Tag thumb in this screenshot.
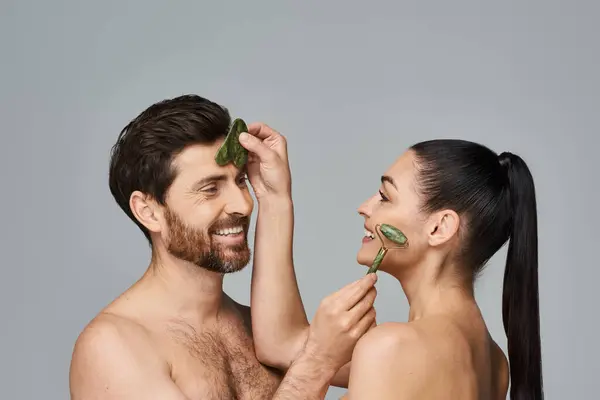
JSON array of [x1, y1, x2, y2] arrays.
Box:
[[239, 132, 276, 163]]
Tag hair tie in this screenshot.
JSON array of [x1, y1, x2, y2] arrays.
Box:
[[498, 151, 512, 169]]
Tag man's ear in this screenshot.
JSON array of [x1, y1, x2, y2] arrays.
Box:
[[426, 209, 460, 247], [129, 191, 164, 234]]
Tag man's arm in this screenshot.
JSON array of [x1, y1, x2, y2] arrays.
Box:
[[270, 276, 378, 400], [70, 319, 188, 400], [271, 350, 338, 400]]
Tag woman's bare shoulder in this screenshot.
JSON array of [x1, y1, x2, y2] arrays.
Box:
[[344, 322, 433, 399], [357, 321, 421, 349], [354, 319, 453, 354]]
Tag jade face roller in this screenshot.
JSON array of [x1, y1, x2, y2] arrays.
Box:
[[366, 223, 409, 274]]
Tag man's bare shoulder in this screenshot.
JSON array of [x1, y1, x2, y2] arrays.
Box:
[[72, 311, 156, 358], [69, 312, 171, 398]]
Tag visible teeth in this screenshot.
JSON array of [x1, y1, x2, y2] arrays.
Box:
[[364, 229, 375, 239], [214, 226, 243, 236]]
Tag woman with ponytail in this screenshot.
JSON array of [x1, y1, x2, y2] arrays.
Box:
[[246, 131, 544, 398], [341, 140, 543, 399]]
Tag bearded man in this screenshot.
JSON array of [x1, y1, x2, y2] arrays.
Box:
[[68, 94, 377, 399]]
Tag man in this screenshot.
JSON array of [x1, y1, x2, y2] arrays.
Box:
[[69, 94, 377, 399]]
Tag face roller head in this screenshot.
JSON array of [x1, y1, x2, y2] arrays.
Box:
[[366, 223, 409, 274]]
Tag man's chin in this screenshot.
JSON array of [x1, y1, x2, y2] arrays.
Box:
[[215, 248, 251, 274], [216, 258, 250, 274]]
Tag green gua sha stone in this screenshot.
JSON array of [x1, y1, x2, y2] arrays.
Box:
[[215, 118, 249, 168], [367, 247, 388, 274], [380, 224, 408, 245]]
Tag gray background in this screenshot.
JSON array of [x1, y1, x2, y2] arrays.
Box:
[[1, 1, 597, 399]]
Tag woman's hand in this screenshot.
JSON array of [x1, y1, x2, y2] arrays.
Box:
[[239, 122, 291, 201]]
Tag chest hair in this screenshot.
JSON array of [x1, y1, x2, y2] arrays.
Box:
[[167, 318, 281, 399]]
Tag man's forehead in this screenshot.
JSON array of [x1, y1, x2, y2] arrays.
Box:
[[170, 140, 248, 188], [173, 141, 224, 171]]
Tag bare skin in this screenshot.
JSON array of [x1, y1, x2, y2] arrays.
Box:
[[70, 267, 282, 399], [342, 309, 508, 399], [70, 123, 376, 400], [248, 140, 510, 398], [344, 151, 509, 399], [70, 262, 377, 400], [239, 124, 361, 388]]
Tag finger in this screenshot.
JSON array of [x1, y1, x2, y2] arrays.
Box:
[[239, 132, 278, 163], [247, 152, 260, 163], [370, 315, 378, 329], [318, 277, 366, 316], [338, 273, 377, 309], [247, 122, 280, 140], [347, 287, 377, 324], [349, 308, 377, 340], [326, 276, 365, 303], [247, 122, 288, 160]]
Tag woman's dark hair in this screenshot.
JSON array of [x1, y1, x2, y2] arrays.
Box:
[[410, 139, 543, 400]]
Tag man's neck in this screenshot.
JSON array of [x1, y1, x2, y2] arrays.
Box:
[[141, 249, 226, 322]]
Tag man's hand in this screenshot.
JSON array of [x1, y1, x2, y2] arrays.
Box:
[[271, 274, 378, 399], [239, 122, 291, 200], [302, 273, 378, 373]]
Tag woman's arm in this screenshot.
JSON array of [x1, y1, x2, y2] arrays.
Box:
[[250, 196, 354, 387], [240, 123, 358, 387], [250, 196, 308, 369]]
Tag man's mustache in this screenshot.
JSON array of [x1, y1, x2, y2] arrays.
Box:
[[209, 215, 250, 232]]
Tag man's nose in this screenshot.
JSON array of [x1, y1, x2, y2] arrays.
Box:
[[225, 186, 254, 216]]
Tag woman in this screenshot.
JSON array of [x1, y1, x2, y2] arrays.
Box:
[[244, 127, 542, 399], [344, 139, 542, 399]]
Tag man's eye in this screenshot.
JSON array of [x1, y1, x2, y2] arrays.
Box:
[[202, 186, 218, 194]]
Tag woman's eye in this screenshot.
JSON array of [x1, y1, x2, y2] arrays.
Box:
[[379, 190, 389, 202]]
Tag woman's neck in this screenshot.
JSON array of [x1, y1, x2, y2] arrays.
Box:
[[395, 256, 476, 322]]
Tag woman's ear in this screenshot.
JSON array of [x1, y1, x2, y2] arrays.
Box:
[[426, 209, 460, 247], [129, 191, 164, 234]]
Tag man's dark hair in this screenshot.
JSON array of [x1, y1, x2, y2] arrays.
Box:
[[108, 94, 231, 243]]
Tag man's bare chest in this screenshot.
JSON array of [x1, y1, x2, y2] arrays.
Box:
[[166, 319, 282, 400]]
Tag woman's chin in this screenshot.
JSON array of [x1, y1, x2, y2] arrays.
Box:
[[356, 250, 372, 267]]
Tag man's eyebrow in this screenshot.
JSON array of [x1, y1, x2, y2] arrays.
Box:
[[381, 175, 396, 189], [192, 174, 228, 190]]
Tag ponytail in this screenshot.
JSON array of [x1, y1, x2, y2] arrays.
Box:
[[499, 152, 544, 400]]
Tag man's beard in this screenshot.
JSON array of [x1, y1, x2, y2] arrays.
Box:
[[163, 207, 251, 274]]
